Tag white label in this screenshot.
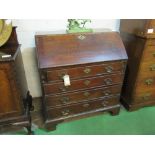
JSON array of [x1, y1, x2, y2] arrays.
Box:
[[63, 74, 71, 86], [147, 29, 154, 33], [2, 54, 12, 58]]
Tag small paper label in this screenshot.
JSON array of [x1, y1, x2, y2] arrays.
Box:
[[2, 55, 12, 58], [63, 74, 71, 86], [147, 29, 154, 33]]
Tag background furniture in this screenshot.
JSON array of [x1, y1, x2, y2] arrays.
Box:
[[35, 31, 127, 130], [0, 27, 32, 134], [120, 19, 155, 111]]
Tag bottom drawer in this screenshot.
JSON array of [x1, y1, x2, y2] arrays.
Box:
[[46, 95, 120, 119]]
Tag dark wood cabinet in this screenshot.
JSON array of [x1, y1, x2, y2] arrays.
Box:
[[35, 31, 128, 130], [0, 27, 32, 134], [120, 19, 155, 111]]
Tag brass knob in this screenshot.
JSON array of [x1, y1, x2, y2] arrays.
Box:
[[103, 90, 111, 96], [82, 103, 90, 108], [60, 97, 70, 104], [150, 64, 155, 71], [145, 78, 154, 85], [84, 80, 91, 86], [105, 66, 113, 73], [104, 78, 112, 85], [61, 109, 70, 116], [83, 92, 90, 97], [143, 93, 151, 100], [83, 68, 91, 74]]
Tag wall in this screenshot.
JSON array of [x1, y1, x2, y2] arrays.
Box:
[[12, 19, 120, 97]]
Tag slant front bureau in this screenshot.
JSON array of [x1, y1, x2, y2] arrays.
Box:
[[35, 31, 128, 130]]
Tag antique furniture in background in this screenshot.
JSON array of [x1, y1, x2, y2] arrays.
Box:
[[0, 26, 32, 134], [35, 31, 127, 130], [120, 19, 155, 111]]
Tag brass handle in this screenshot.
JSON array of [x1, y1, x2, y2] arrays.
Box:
[[84, 80, 91, 86], [150, 64, 155, 71], [101, 100, 109, 107], [83, 68, 91, 74], [145, 78, 154, 85], [142, 93, 151, 100], [83, 92, 90, 97], [78, 35, 86, 40], [103, 90, 111, 96], [60, 97, 70, 104], [104, 78, 112, 85], [105, 66, 113, 73], [61, 109, 70, 116], [82, 103, 90, 108], [59, 87, 68, 92]]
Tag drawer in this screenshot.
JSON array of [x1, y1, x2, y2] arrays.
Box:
[[45, 85, 122, 107], [137, 61, 155, 78], [141, 46, 155, 62], [41, 61, 125, 82], [46, 95, 120, 119], [43, 73, 124, 94], [135, 76, 155, 93], [133, 91, 155, 104]]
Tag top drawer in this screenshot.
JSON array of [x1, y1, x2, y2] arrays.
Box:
[[41, 61, 125, 82]]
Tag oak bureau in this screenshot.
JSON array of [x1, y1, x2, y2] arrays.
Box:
[[120, 19, 155, 111], [35, 31, 128, 130]]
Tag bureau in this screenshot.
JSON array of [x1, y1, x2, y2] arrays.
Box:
[[0, 27, 32, 134], [35, 31, 128, 130], [120, 19, 155, 111]]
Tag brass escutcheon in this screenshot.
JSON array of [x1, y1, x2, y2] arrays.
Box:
[[104, 78, 112, 85], [105, 66, 113, 73], [103, 90, 111, 96], [77, 35, 86, 40], [61, 109, 70, 116]]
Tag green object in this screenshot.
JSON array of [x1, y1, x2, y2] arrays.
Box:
[[7, 106, 155, 135], [67, 19, 93, 33]]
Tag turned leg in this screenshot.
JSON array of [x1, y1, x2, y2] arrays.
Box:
[[110, 108, 120, 116]]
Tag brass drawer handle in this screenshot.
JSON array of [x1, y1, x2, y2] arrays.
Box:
[[145, 78, 154, 85], [150, 64, 155, 71], [61, 109, 70, 116], [60, 97, 70, 104], [105, 66, 113, 73], [82, 103, 90, 108], [84, 80, 91, 86], [78, 35, 86, 40], [59, 87, 68, 92], [101, 101, 109, 107], [103, 90, 111, 96], [83, 68, 91, 74], [142, 93, 151, 100], [104, 78, 112, 85], [83, 91, 90, 97]]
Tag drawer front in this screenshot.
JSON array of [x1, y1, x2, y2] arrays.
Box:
[[135, 76, 155, 93], [141, 46, 155, 62], [45, 85, 122, 107], [42, 61, 125, 82], [133, 91, 155, 104], [46, 95, 120, 119], [137, 61, 155, 77], [43, 73, 124, 95]]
